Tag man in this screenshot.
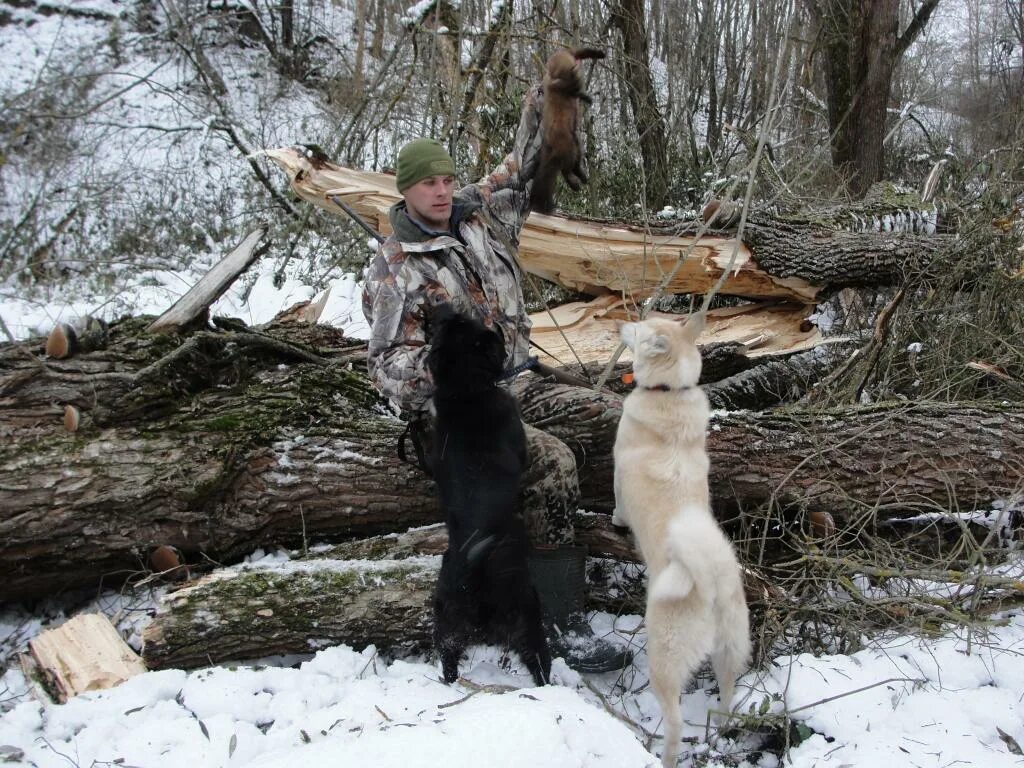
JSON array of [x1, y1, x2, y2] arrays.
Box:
[[362, 80, 630, 674]]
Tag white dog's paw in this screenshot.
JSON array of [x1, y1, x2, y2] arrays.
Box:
[[611, 509, 628, 529]]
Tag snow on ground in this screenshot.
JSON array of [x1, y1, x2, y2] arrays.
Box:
[[3, 599, 1024, 767], [0, 252, 372, 341], [3, 4, 1024, 767], [3, 544, 1024, 768]]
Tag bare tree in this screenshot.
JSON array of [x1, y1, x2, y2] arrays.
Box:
[[611, 0, 671, 210], [805, 0, 942, 197]]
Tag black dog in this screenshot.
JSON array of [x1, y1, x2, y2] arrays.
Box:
[[425, 306, 551, 687]]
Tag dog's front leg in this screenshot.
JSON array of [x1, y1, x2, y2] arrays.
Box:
[[611, 469, 629, 529]]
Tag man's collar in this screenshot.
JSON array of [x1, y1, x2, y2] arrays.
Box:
[[388, 198, 481, 245]]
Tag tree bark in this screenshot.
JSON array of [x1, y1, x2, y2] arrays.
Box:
[[610, 0, 671, 211], [141, 554, 440, 670], [808, 0, 941, 197], [264, 149, 955, 303], [706, 401, 1022, 513], [703, 343, 858, 411], [742, 212, 949, 285], [0, 321, 440, 602], [4, 320, 1019, 602], [517, 378, 1024, 519], [139, 521, 646, 671]]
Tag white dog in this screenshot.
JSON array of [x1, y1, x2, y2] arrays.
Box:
[[612, 315, 750, 768]]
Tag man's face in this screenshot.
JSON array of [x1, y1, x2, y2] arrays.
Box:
[[403, 174, 455, 231]]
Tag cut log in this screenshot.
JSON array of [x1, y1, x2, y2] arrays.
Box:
[[0, 321, 438, 602], [511, 377, 1023, 516], [3, 318, 1020, 602], [262, 147, 955, 302], [138, 522, 639, 671], [147, 228, 269, 334], [26, 613, 146, 702], [742, 215, 947, 286], [141, 556, 440, 670]]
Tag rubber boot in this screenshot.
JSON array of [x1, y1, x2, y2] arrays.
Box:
[[527, 544, 633, 674]]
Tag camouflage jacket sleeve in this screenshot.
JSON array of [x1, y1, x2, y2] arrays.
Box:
[[361, 245, 433, 413], [459, 83, 553, 247]]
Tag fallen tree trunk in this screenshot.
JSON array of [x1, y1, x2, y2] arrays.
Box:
[[262, 147, 955, 303], [3, 319, 1020, 602], [703, 342, 858, 411], [140, 500, 1003, 671], [512, 381, 1024, 516], [0, 321, 441, 602], [141, 555, 439, 670], [140, 520, 644, 670], [526, 295, 840, 368]]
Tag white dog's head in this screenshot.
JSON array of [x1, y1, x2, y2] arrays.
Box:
[[618, 315, 704, 389]]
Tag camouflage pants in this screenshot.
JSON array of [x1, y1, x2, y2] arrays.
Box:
[[515, 371, 625, 545], [520, 423, 578, 546]]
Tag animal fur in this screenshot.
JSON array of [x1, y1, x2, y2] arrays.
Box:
[[612, 315, 750, 768], [426, 305, 551, 687], [529, 47, 604, 214]]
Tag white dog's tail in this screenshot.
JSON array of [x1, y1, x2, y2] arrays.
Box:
[[648, 553, 695, 603], [648, 510, 716, 603]]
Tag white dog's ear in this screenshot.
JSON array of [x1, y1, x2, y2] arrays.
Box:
[[618, 321, 638, 349], [680, 313, 706, 342]]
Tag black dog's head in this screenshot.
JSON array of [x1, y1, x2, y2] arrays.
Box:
[[425, 305, 506, 394]]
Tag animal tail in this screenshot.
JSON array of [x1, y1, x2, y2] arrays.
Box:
[[647, 508, 710, 603], [571, 47, 605, 62]]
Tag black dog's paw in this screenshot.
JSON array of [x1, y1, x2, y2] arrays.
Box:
[[441, 654, 460, 684]]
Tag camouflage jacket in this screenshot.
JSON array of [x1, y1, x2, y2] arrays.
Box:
[[362, 84, 557, 414]]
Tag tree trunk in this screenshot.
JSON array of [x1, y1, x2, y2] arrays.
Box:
[[703, 343, 858, 411], [0, 321, 440, 603], [707, 401, 1022, 512], [741, 212, 949, 285], [139, 499, 1005, 670], [517, 377, 1024, 518], [809, 0, 941, 197], [4, 321, 1018, 603], [140, 553, 649, 672], [141, 554, 440, 670], [265, 149, 953, 303], [607, 0, 671, 210], [139, 520, 658, 670]]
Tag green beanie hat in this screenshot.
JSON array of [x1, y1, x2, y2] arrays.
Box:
[[395, 138, 456, 192]]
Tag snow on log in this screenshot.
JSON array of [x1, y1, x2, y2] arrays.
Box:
[[140, 520, 786, 671], [3, 318, 1020, 602]]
